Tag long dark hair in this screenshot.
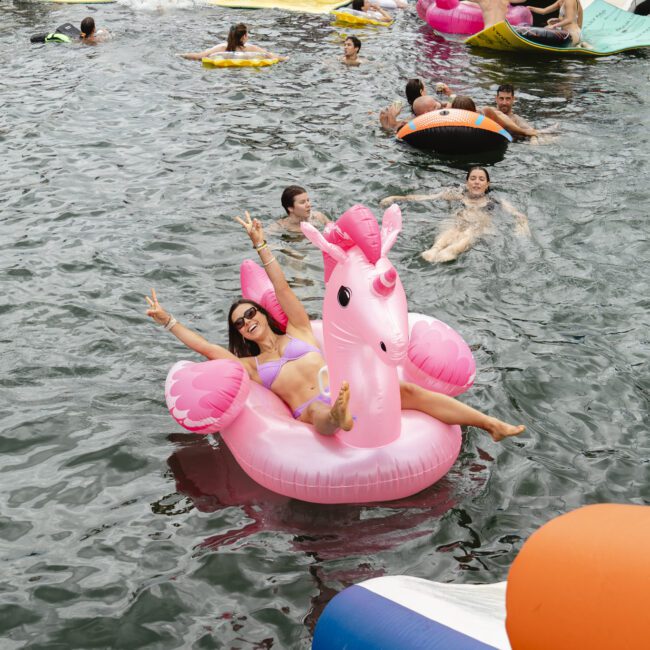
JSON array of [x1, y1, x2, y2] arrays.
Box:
[[227, 299, 285, 358], [405, 78, 425, 108], [226, 23, 248, 52], [80, 17, 95, 38]]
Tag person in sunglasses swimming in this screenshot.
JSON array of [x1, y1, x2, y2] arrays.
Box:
[[145, 212, 524, 440]]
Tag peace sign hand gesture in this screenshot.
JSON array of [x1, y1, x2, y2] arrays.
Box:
[[145, 288, 170, 326], [235, 210, 265, 248]]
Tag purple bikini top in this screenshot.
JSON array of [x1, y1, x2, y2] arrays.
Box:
[[255, 335, 321, 390]]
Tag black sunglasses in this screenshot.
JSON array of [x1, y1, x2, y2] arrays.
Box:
[[233, 306, 257, 331]]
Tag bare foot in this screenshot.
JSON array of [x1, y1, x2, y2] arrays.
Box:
[[421, 249, 436, 263], [485, 417, 525, 442], [329, 381, 354, 432]]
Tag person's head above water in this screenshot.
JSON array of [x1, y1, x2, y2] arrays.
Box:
[[228, 299, 284, 357], [451, 95, 477, 112], [412, 95, 439, 116], [405, 78, 425, 108], [281, 185, 313, 219], [226, 23, 248, 51], [465, 166, 491, 196], [80, 17, 95, 39], [343, 36, 361, 56], [352, 0, 367, 10], [496, 83, 515, 115]]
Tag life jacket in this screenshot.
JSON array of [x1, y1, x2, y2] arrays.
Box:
[[30, 23, 81, 44]]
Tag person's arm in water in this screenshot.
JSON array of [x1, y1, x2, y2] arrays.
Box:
[[179, 43, 226, 61], [235, 211, 311, 332], [501, 198, 530, 235], [482, 106, 538, 138], [380, 188, 457, 207], [145, 289, 240, 361]]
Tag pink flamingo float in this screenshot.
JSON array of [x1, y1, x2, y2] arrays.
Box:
[[165, 205, 476, 504]]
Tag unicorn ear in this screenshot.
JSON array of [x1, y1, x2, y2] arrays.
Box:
[[302, 222, 348, 263], [381, 204, 402, 256]]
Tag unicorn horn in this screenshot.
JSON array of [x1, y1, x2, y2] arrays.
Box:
[[373, 266, 397, 297]]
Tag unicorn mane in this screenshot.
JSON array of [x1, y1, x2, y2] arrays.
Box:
[[322, 205, 382, 281]]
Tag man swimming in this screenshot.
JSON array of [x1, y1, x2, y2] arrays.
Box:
[[342, 36, 363, 66], [482, 84, 538, 139]]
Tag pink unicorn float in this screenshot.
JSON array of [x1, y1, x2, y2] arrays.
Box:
[[155, 205, 523, 504]]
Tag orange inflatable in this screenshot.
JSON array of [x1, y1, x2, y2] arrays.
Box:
[[506, 504, 650, 650], [396, 108, 512, 154]]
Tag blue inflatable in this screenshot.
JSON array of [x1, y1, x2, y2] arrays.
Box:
[[313, 576, 509, 650]]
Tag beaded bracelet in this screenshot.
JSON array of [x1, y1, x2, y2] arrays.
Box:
[[164, 315, 178, 331]]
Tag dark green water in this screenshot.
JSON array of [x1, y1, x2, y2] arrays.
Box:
[[1, 1, 649, 647]]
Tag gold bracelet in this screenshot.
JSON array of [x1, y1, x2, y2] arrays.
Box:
[[254, 240, 267, 251], [262, 256, 276, 267]]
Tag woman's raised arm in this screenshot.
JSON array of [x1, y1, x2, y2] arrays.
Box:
[[235, 212, 311, 330], [145, 289, 240, 362]]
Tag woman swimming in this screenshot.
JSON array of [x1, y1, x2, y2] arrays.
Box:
[[80, 17, 110, 43], [381, 167, 530, 263], [179, 23, 285, 61], [146, 212, 524, 440]]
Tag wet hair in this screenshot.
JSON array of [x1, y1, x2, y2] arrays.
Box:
[[405, 78, 425, 108], [496, 83, 515, 96], [451, 95, 477, 111], [352, 0, 364, 10], [281, 185, 307, 214], [345, 36, 361, 51], [466, 166, 491, 191], [227, 299, 285, 358], [226, 23, 248, 52], [80, 17, 95, 38]]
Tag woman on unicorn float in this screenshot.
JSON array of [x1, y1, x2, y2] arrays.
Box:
[[146, 212, 524, 440]]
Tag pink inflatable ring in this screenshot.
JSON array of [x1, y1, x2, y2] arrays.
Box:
[[423, 0, 532, 35], [165, 205, 477, 504]]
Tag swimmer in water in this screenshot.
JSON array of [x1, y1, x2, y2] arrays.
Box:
[[80, 17, 111, 43], [341, 36, 364, 66], [274, 186, 330, 233], [381, 166, 530, 263], [405, 78, 455, 111], [351, 0, 394, 22], [379, 95, 441, 132], [179, 23, 286, 61]]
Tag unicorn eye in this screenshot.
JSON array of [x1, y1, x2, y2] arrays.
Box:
[[337, 286, 351, 307]]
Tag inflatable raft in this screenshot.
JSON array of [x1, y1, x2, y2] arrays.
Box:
[[466, 0, 650, 56], [206, 0, 349, 12], [396, 108, 512, 154], [313, 504, 650, 649]]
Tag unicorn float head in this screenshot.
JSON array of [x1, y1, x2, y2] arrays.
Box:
[[301, 204, 408, 448]]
